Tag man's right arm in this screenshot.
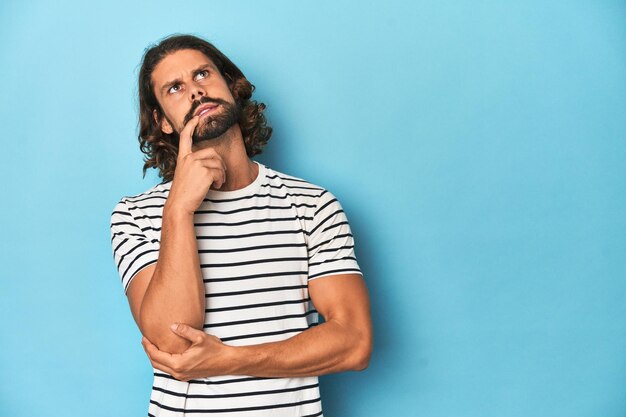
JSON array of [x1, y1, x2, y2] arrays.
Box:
[[126, 205, 205, 354], [125, 116, 226, 354]]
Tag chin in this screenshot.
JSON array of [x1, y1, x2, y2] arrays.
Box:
[[192, 122, 233, 144]]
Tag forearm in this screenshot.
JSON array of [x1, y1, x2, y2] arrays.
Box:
[[140, 202, 205, 353], [228, 318, 372, 378]]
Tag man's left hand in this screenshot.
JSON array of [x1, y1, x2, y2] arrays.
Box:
[[141, 323, 233, 381]]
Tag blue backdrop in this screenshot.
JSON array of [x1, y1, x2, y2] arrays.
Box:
[[1, 1, 625, 416]]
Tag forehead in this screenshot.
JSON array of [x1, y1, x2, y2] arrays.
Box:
[[151, 49, 218, 89]]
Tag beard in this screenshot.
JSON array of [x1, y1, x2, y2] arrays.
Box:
[[182, 97, 241, 145]]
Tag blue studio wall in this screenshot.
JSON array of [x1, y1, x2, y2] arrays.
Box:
[[1, 1, 625, 416]]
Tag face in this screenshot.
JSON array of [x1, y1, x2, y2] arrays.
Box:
[[151, 49, 240, 144]]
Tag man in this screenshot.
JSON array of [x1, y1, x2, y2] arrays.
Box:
[[110, 34, 372, 417]]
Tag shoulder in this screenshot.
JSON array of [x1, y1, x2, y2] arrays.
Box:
[[263, 165, 328, 198], [261, 165, 344, 218], [111, 181, 172, 219]]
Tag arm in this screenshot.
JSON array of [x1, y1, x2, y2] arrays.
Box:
[[142, 273, 373, 380], [234, 273, 372, 376], [126, 116, 226, 354], [127, 206, 205, 354]]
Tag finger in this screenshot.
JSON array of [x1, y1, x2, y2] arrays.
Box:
[[202, 166, 226, 189], [141, 336, 158, 355], [195, 157, 227, 173], [141, 339, 172, 372], [177, 116, 200, 158], [191, 148, 228, 172], [142, 337, 177, 369], [170, 323, 206, 345], [187, 161, 226, 189], [146, 354, 180, 379], [141, 340, 193, 381]]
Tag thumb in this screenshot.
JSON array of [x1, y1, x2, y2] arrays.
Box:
[[170, 323, 204, 344]]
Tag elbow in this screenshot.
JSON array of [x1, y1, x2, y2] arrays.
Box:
[[148, 329, 193, 355], [349, 331, 373, 372], [139, 310, 203, 355], [352, 343, 372, 371]]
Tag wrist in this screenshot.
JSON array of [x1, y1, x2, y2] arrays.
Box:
[[163, 200, 196, 219], [224, 344, 269, 376]]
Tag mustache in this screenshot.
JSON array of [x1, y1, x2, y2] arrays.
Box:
[[183, 96, 232, 125]]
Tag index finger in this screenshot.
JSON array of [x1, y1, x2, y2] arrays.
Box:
[[177, 116, 200, 158]]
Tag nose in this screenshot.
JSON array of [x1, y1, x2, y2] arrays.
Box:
[[189, 82, 205, 101]]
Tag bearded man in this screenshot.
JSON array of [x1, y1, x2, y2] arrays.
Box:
[[110, 34, 372, 417]]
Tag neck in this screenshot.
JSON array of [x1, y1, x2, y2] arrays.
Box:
[[191, 124, 258, 191]]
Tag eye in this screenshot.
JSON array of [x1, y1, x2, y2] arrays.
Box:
[[195, 70, 209, 80], [168, 84, 181, 94]]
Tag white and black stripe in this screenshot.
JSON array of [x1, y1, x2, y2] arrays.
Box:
[[110, 162, 361, 416]]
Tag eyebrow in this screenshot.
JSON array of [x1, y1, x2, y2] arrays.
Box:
[[159, 64, 214, 95]]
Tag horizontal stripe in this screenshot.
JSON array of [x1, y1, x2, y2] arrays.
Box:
[[309, 268, 362, 280], [123, 187, 170, 202], [203, 191, 323, 204], [302, 412, 324, 417], [315, 244, 354, 255], [221, 326, 308, 342], [128, 203, 164, 211], [308, 234, 353, 252], [149, 397, 320, 413], [265, 182, 321, 191], [111, 221, 141, 228], [205, 297, 310, 313], [139, 216, 312, 232], [194, 216, 313, 227], [206, 284, 307, 299], [309, 255, 357, 267], [110, 231, 146, 241], [152, 382, 319, 399], [266, 173, 311, 184], [154, 373, 274, 385], [132, 203, 317, 220], [201, 256, 308, 269], [196, 229, 304, 240], [125, 194, 167, 204], [196, 203, 316, 215], [204, 311, 317, 329], [131, 214, 162, 220], [199, 243, 307, 254], [203, 270, 307, 284]]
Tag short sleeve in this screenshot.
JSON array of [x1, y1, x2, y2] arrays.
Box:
[[307, 190, 362, 280], [110, 199, 160, 293]]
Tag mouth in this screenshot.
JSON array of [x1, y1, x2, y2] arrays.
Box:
[[194, 103, 220, 118]]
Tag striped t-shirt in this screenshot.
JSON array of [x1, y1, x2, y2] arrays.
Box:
[[110, 161, 361, 417]]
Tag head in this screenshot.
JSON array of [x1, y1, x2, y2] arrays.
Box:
[[138, 34, 272, 182]]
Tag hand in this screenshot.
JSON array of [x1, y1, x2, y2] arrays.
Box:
[[141, 323, 235, 381], [167, 116, 227, 215]]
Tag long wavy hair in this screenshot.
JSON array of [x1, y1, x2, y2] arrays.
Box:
[[137, 34, 272, 182]]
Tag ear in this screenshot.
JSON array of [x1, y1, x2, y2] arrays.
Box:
[[153, 109, 174, 134]]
